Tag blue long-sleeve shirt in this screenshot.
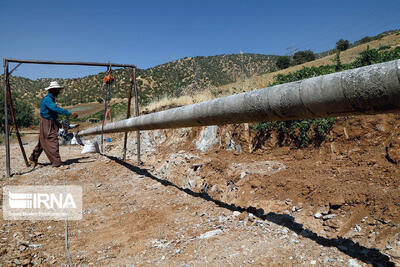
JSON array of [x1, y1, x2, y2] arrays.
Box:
[[40, 93, 71, 120]]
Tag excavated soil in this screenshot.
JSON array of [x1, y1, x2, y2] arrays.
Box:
[[0, 113, 399, 266]]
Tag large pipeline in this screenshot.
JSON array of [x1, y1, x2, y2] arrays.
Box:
[[79, 60, 400, 136]]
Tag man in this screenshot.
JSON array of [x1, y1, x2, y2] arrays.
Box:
[[29, 81, 78, 167]]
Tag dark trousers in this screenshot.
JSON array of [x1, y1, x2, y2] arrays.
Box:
[[29, 117, 61, 167]]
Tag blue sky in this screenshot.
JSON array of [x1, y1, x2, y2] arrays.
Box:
[[1, 0, 399, 79]]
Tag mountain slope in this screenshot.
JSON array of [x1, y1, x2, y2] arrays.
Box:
[[3, 54, 278, 108]]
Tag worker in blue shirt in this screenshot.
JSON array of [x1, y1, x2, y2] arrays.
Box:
[[29, 81, 78, 167]]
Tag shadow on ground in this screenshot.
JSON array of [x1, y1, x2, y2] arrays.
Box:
[[107, 155, 395, 267], [11, 156, 92, 176]]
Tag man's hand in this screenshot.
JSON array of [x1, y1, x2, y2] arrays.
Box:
[[71, 112, 78, 119]]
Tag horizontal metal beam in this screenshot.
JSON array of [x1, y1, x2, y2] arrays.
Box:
[[4, 58, 136, 68], [78, 60, 400, 136]]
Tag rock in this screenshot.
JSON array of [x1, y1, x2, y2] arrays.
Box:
[[330, 199, 344, 210], [22, 258, 31, 265], [385, 244, 392, 250], [195, 126, 219, 152], [324, 257, 333, 264], [232, 211, 241, 217], [322, 214, 337, 220], [225, 135, 235, 150], [375, 124, 385, 132], [354, 224, 361, 233], [240, 171, 248, 179], [198, 229, 223, 239], [209, 184, 217, 194], [310, 260, 316, 265], [235, 144, 242, 153], [292, 206, 300, 212], [201, 183, 209, 193], [192, 164, 202, 171], [248, 213, 255, 222], [96, 183, 102, 188], [0, 248, 7, 255], [323, 219, 340, 229], [34, 232, 43, 237], [347, 259, 362, 267], [285, 199, 292, 205], [237, 212, 247, 221], [314, 213, 323, 219]]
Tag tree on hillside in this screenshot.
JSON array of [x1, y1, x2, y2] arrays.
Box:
[[335, 50, 342, 71], [336, 39, 350, 51], [0, 93, 34, 133], [359, 36, 373, 44], [293, 50, 315, 65], [276, 56, 291, 70]]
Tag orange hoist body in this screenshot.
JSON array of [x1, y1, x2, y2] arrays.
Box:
[[104, 73, 115, 84]]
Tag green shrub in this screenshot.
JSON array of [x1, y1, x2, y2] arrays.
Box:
[[359, 36, 373, 44], [293, 50, 316, 65], [352, 46, 380, 66], [378, 45, 391, 51], [276, 56, 291, 70], [336, 39, 350, 51], [253, 118, 336, 147]]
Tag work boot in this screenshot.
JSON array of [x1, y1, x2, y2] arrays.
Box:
[[28, 159, 37, 167], [53, 164, 69, 170]]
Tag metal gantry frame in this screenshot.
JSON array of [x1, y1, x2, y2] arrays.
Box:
[[3, 58, 141, 178]]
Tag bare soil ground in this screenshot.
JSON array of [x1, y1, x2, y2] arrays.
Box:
[[0, 113, 399, 266]]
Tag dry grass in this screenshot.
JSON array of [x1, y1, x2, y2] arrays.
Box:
[[142, 91, 215, 112], [142, 32, 400, 113]]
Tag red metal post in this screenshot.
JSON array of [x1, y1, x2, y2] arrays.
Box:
[[3, 60, 11, 177], [6, 79, 30, 166], [133, 68, 141, 165], [122, 67, 134, 161]]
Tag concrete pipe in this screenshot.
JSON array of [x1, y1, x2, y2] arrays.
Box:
[[78, 59, 400, 136]]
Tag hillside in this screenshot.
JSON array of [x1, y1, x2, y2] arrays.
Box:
[[3, 54, 278, 108], [143, 31, 400, 113], [217, 30, 400, 97]]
